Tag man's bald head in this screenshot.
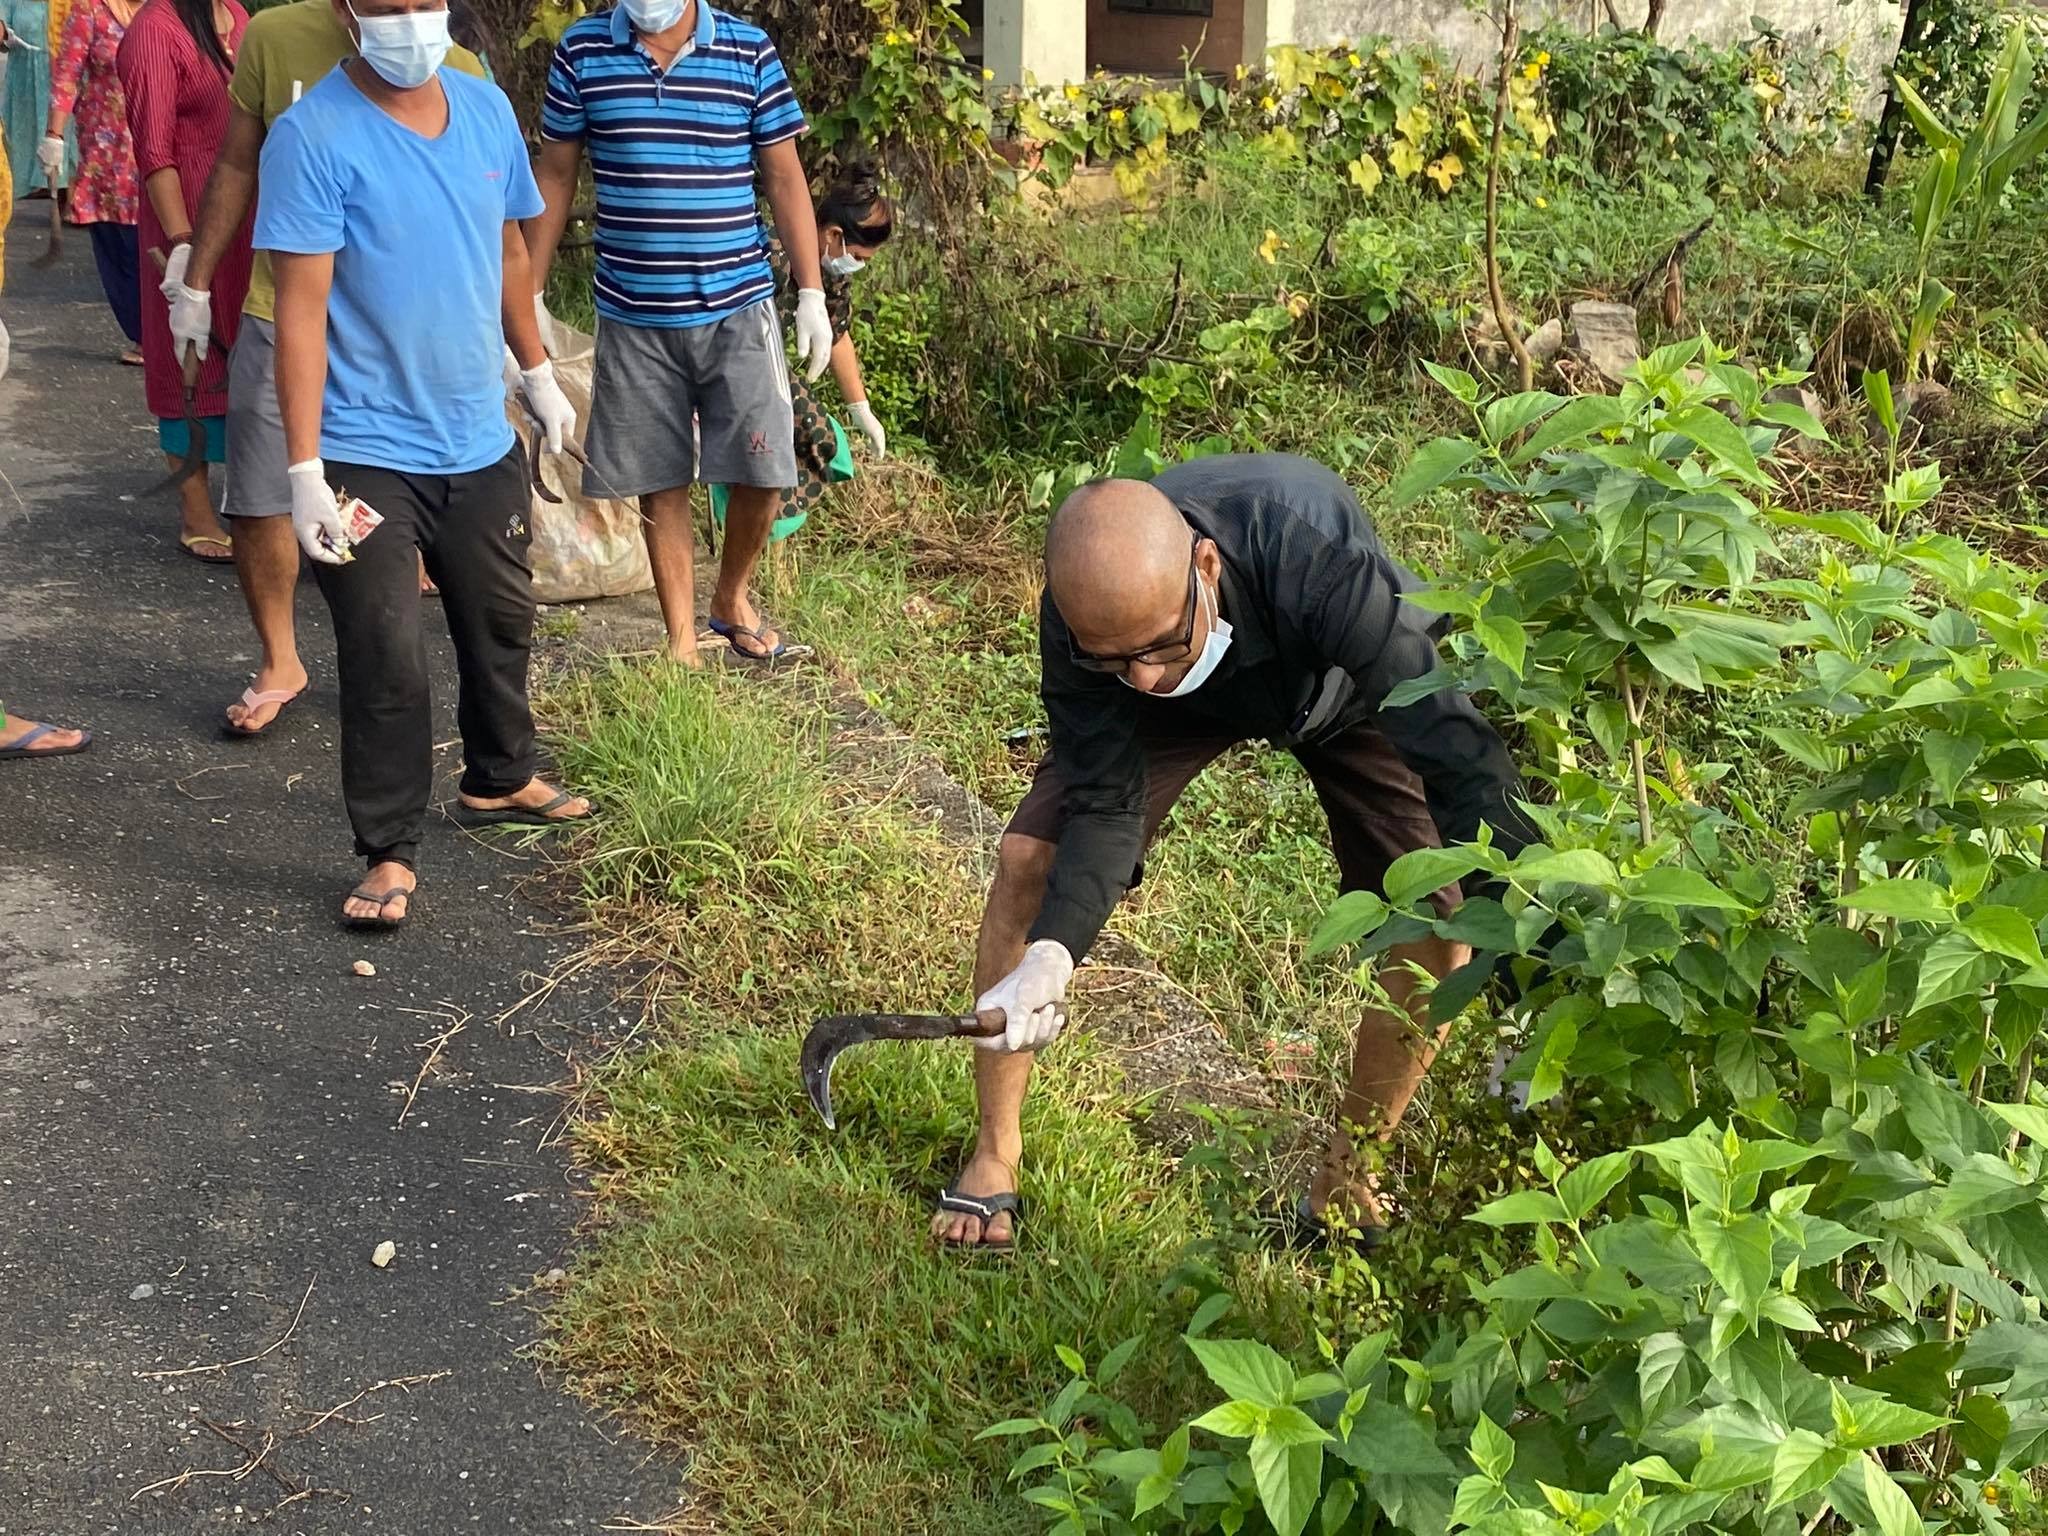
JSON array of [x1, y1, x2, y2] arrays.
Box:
[[1044, 480, 1193, 649]]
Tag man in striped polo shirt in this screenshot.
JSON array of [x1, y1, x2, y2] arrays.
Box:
[[524, 0, 830, 666]]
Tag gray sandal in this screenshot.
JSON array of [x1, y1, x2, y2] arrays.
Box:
[[935, 1186, 1024, 1252]]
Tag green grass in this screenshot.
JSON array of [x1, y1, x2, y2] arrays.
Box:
[[539, 662, 1249, 1531]]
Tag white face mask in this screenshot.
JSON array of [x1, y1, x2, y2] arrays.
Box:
[[348, 0, 452, 88], [623, 0, 686, 32], [1120, 574, 1234, 699], [823, 251, 866, 279]]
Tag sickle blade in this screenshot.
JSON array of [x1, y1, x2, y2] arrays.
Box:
[[798, 1012, 984, 1129]]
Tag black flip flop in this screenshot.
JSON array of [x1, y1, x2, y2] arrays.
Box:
[[0, 723, 91, 760], [935, 1186, 1024, 1253], [343, 883, 414, 931], [451, 789, 592, 829]]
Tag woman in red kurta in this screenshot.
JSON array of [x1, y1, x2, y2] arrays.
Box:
[[116, 0, 246, 562]]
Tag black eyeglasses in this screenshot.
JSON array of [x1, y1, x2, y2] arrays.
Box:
[[1069, 543, 1202, 673]]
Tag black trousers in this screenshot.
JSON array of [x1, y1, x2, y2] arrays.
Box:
[[313, 448, 535, 869]]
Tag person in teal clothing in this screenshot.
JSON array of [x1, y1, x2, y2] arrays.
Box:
[[0, 0, 69, 195]]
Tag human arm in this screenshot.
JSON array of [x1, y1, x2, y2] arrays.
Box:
[[43, 0, 93, 149], [1025, 596, 1150, 962], [184, 104, 262, 291], [830, 333, 885, 456], [272, 250, 347, 562], [117, 16, 191, 243], [522, 136, 582, 304]]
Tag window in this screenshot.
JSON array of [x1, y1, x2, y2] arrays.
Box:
[[1106, 0, 1214, 15]]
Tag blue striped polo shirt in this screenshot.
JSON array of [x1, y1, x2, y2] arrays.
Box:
[[540, 4, 806, 328]]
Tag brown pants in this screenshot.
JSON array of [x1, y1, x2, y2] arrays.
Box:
[[1005, 721, 1461, 916]]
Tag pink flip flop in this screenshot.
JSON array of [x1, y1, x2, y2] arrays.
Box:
[[222, 684, 304, 740]]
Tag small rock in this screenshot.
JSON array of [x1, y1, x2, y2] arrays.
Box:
[[522, 1422, 535, 1433], [543, 1267, 566, 1287], [1901, 379, 1954, 421], [371, 1240, 397, 1269], [1524, 317, 1564, 367], [351, 959, 377, 978], [1568, 300, 1642, 389], [129, 1283, 155, 1301]]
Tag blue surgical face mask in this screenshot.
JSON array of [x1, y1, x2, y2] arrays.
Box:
[[348, 0, 452, 88], [1120, 575, 1234, 698], [823, 251, 866, 279], [624, 0, 687, 32]]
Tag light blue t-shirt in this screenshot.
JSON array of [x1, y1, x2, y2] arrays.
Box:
[[254, 66, 543, 475]]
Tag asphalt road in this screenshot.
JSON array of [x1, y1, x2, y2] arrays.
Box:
[[1, 204, 677, 1532]]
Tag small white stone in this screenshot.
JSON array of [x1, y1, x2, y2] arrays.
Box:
[[352, 960, 377, 978], [371, 1241, 396, 1269]]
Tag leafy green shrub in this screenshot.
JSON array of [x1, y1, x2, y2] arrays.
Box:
[[984, 342, 2048, 1535]]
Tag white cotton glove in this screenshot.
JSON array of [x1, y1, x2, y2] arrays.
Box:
[[287, 460, 348, 565], [973, 939, 1075, 1053], [158, 241, 191, 297], [793, 287, 832, 382], [37, 135, 63, 180], [167, 281, 213, 362], [847, 399, 886, 459], [516, 358, 577, 454]]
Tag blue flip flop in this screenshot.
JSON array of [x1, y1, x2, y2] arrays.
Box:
[[705, 616, 811, 663], [0, 723, 91, 760]]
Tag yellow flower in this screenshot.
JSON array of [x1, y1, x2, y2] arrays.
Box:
[[1522, 62, 1541, 79], [1108, 107, 1126, 122], [1261, 94, 1277, 111], [1256, 227, 1285, 264], [1234, 63, 1248, 80], [1347, 51, 1361, 67], [1533, 195, 1548, 208], [1284, 290, 1310, 319], [1064, 83, 1081, 100], [1424, 79, 1437, 93], [1424, 151, 1463, 192], [882, 29, 900, 44], [1537, 50, 1551, 65], [983, 67, 995, 80]]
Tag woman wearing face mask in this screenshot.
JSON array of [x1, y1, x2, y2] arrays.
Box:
[[709, 160, 894, 546], [117, 0, 249, 564]]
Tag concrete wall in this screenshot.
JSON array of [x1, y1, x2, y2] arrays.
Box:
[[1290, 0, 1904, 90]]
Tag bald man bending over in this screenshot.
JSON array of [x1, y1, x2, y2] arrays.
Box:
[[934, 453, 1537, 1251]]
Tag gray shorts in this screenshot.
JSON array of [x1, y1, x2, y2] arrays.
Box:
[[582, 301, 797, 500], [225, 315, 290, 519]]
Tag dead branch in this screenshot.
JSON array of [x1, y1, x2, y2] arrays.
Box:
[[134, 1275, 316, 1381], [398, 1010, 470, 1127], [292, 1370, 452, 1436], [199, 1419, 298, 1496], [1624, 217, 1713, 305], [173, 763, 250, 802]]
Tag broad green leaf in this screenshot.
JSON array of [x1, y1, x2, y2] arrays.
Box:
[[1097, 1336, 1141, 1387], [1923, 731, 1984, 800], [1629, 867, 1753, 911], [1469, 1189, 1570, 1227], [1768, 1428, 1847, 1510], [1390, 437, 1479, 507], [1261, 1404, 1333, 1448], [1587, 698, 1630, 761], [1421, 360, 1481, 405], [1757, 400, 1829, 442], [1760, 1293, 1822, 1331], [1559, 1151, 1635, 1221], [1508, 393, 1629, 465], [1989, 1103, 2048, 1144], [1830, 1386, 1951, 1451], [1320, 1478, 1360, 1536], [1639, 635, 1706, 691], [1911, 931, 1998, 1015], [1639, 1332, 1690, 1419], [1308, 890, 1389, 957], [1055, 1344, 1086, 1376], [1134, 1470, 1176, 1517], [1291, 1371, 1346, 1404], [1865, 369, 1898, 440], [1383, 845, 1491, 908], [1764, 725, 1837, 774], [977, 1417, 1044, 1439], [1669, 406, 1768, 486], [1469, 1413, 1514, 1481], [1249, 1433, 1324, 1536], [1938, 1153, 2036, 1220], [1188, 1338, 1294, 1408], [1481, 391, 1566, 447], [1691, 1209, 1774, 1313], [1836, 878, 1952, 923], [1161, 1423, 1191, 1479], [1474, 614, 1527, 678], [1335, 1401, 1457, 1476], [1187, 1291, 1232, 1337], [1192, 1399, 1268, 1439], [1960, 905, 2047, 970], [1510, 847, 1619, 890], [1862, 1454, 1925, 1536], [1897, 1070, 2002, 1164]]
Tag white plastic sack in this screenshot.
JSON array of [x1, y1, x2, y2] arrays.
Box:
[[509, 312, 653, 603]]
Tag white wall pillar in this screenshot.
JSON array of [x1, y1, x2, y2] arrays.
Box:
[[983, 0, 1089, 88], [1238, 0, 1295, 70]]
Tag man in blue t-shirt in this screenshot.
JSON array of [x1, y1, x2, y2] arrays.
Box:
[[522, 0, 829, 666], [255, 0, 592, 931]]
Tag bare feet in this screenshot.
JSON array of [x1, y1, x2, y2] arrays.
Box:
[[0, 713, 88, 755], [456, 776, 592, 821], [342, 860, 415, 924], [931, 1146, 1019, 1248], [223, 660, 309, 734]]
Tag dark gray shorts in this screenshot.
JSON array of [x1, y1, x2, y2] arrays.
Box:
[[582, 302, 797, 500], [225, 316, 290, 519]]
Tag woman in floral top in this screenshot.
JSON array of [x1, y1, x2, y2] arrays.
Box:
[[44, 0, 141, 363]]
